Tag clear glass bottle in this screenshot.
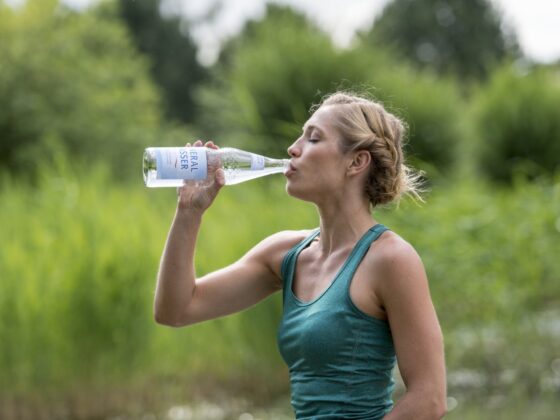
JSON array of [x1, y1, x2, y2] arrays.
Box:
[[143, 147, 290, 187]]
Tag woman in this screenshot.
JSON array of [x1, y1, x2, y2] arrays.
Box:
[[154, 92, 447, 419]]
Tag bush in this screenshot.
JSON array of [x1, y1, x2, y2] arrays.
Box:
[[0, 156, 315, 394], [1, 158, 559, 398], [353, 48, 466, 174], [196, 5, 375, 157], [471, 64, 560, 182], [0, 0, 169, 180], [197, 4, 466, 176], [380, 177, 560, 329]]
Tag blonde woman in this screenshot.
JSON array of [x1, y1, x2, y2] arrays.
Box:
[[154, 92, 447, 419]]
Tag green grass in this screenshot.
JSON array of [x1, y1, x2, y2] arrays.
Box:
[[1, 162, 559, 417]]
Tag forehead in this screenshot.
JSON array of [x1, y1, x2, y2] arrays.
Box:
[[304, 105, 339, 132]]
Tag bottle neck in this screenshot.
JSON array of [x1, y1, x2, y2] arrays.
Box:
[[267, 158, 290, 168]]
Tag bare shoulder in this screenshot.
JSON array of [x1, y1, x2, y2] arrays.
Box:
[[246, 229, 314, 258], [253, 229, 315, 252], [366, 230, 428, 295], [371, 230, 423, 268], [242, 229, 315, 279]]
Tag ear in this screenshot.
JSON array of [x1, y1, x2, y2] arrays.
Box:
[[347, 150, 371, 176]]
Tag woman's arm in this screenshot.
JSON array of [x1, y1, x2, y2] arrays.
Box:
[[376, 239, 447, 419], [154, 139, 223, 326], [154, 140, 307, 327], [155, 223, 302, 327]]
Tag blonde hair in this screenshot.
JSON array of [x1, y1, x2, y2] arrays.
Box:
[[315, 91, 424, 207]]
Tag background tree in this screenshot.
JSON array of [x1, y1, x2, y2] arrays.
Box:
[[197, 4, 464, 173], [471, 64, 560, 182], [118, 0, 207, 123], [363, 0, 519, 81], [196, 5, 358, 156], [0, 0, 168, 177], [1, 1, 560, 417]]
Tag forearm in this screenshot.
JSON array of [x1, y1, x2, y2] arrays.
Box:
[[384, 389, 446, 420], [154, 207, 203, 325]]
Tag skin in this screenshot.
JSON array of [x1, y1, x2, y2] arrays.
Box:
[[154, 105, 447, 419]]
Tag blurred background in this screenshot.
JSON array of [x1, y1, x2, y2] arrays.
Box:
[[0, 0, 559, 418]]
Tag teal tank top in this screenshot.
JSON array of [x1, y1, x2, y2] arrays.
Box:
[[277, 224, 396, 420]]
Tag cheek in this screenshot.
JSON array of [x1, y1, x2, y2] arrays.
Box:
[[315, 156, 347, 182], [306, 167, 346, 192]]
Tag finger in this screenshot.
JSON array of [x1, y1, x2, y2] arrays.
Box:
[[177, 184, 185, 199], [212, 168, 225, 192], [205, 140, 218, 150], [193, 139, 203, 147], [185, 142, 191, 147]]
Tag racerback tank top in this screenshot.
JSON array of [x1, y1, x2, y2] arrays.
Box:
[[277, 224, 396, 419]]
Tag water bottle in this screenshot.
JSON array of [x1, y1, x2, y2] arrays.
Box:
[[143, 147, 290, 187]]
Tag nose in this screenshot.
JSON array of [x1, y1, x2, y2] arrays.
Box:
[[287, 138, 301, 158]]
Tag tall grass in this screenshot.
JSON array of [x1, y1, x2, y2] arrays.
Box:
[[1, 161, 559, 416], [0, 161, 316, 396]]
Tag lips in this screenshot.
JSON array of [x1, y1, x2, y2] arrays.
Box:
[[285, 162, 297, 177]]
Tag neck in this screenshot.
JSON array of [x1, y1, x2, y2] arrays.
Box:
[[314, 195, 377, 256]]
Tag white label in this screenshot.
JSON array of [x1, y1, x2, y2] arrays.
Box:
[[156, 147, 208, 180], [250, 154, 265, 170]]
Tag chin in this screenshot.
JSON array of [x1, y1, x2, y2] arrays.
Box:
[[285, 181, 298, 198], [285, 181, 303, 199], [285, 181, 316, 204]]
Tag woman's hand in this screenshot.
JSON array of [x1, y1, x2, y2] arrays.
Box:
[[176, 140, 225, 213]]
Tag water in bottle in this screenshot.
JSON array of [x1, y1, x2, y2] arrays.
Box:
[[143, 147, 290, 187]]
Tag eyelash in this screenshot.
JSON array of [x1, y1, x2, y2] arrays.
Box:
[[308, 138, 320, 143]]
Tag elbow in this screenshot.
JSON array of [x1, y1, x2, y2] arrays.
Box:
[[153, 308, 189, 328], [434, 398, 447, 419], [408, 389, 447, 419], [430, 391, 447, 419], [153, 313, 173, 327]]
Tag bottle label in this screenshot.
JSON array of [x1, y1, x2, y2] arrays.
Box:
[[156, 147, 208, 180], [250, 154, 265, 170]]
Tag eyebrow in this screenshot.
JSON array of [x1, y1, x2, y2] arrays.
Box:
[[302, 124, 325, 135]]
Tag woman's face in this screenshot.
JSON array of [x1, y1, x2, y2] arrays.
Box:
[[285, 105, 351, 203]]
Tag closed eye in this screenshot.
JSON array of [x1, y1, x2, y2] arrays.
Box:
[[308, 138, 320, 143]]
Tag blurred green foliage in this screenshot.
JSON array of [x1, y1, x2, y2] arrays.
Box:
[[1, 0, 556, 180], [0, 0, 182, 178], [0, 0, 559, 417], [364, 0, 519, 81], [471, 64, 560, 181], [117, 0, 207, 123], [196, 5, 353, 156], [0, 159, 311, 397], [0, 162, 559, 415], [197, 5, 465, 173]]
